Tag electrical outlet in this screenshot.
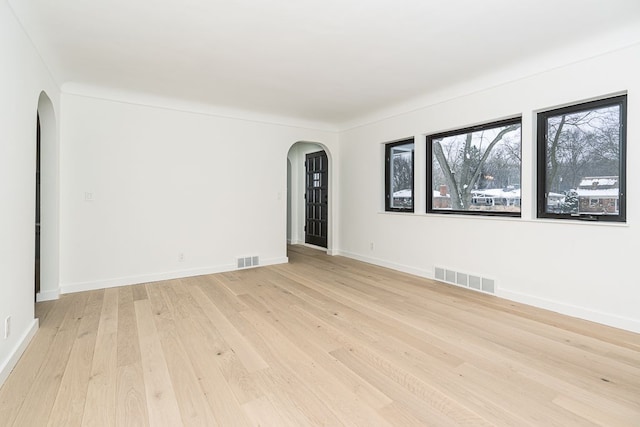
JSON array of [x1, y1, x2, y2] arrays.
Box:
[[370, 242, 374, 250], [4, 316, 10, 339], [178, 252, 185, 262]]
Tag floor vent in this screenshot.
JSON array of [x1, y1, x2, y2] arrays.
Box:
[[434, 266, 495, 294], [237, 256, 260, 269]]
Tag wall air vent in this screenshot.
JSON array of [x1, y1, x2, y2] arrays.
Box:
[[434, 266, 495, 295], [237, 255, 260, 269]]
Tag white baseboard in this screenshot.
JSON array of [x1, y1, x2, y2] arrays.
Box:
[[336, 250, 433, 279], [36, 288, 60, 302], [0, 319, 38, 388], [292, 243, 341, 256], [498, 289, 640, 334], [60, 256, 289, 295], [299, 243, 329, 252]]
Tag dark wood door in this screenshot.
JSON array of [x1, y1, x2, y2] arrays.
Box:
[[305, 151, 328, 248], [35, 114, 41, 298]]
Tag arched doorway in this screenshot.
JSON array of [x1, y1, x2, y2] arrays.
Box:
[[286, 142, 332, 252], [36, 92, 59, 302]]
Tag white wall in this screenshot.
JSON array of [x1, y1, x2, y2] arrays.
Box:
[[0, 1, 59, 385], [59, 92, 338, 293], [338, 43, 640, 332]]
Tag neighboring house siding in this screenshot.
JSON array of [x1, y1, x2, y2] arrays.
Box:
[[576, 176, 619, 214]]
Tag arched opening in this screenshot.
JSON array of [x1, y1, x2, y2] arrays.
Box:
[[286, 141, 333, 253], [36, 91, 59, 302]]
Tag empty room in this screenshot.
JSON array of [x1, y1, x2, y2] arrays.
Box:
[[1, 0, 639, 425]]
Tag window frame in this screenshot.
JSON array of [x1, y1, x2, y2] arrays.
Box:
[[536, 95, 627, 223], [426, 117, 522, 217], [384, 138, 415, 213]]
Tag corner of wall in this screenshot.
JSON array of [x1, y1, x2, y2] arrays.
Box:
[[0, 318, 38, 389]]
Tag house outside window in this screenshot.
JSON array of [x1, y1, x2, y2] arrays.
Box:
[[579, 177, 619, 214], [385, 139, 414, 212], [537, 95, 626, 222]]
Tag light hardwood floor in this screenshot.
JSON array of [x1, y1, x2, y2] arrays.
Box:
[[1, 245, 639, 426]]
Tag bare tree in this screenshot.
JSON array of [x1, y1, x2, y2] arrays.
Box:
[[392, 154, 412, 192], [433, 124, 520, 209], [545, 106, 620, 193]]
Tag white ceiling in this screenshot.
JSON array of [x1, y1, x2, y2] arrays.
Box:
[[10, 0, 640, 128]]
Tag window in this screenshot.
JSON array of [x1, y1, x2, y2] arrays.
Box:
[[385, 139, 414, 212], [427, 118, 522, 216], [537, 95, 626, 222]]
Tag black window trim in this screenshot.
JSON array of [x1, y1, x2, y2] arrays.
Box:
[[426, 116, 522, 217], [385, 138, 415, 213], [536, 94, 627, 223]]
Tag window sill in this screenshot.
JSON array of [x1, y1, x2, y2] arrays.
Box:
[[377, 211, 629, 227]]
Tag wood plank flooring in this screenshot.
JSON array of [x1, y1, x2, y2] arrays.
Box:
[[1, 245, 639, 426]]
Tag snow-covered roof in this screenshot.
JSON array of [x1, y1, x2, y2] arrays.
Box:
[[472, 188, 521, 199], [393, 189, 412, 198], [579, 176, 618, 188], [433, 190, 450, 198]]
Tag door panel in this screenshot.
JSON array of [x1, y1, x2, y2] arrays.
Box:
[[35, 114, 41, 297], [305, 151, 328, 248]]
